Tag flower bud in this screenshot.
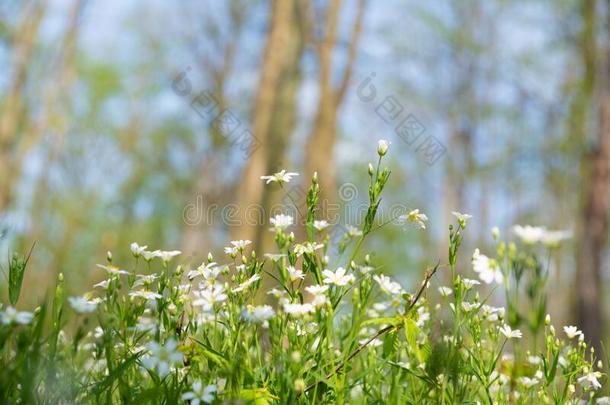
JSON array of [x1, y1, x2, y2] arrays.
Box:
[[492, 226, 500, 240], [368, 163, 374, 176], [294, 379, 306, 394], [207, 252, 214, 262], [377, 139, 389, 156], [106, 251, 113, 263], [545, 314, 551, 325]]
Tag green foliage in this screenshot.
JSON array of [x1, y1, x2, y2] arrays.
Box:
[[0, 144, 605, 404]]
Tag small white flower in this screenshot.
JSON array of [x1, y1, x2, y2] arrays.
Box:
[[518, 376, 539, 388], [563, 325, 583, 339], [157, 250, 181, 264], [93, 279, 111, 289], [130, 242, 148, 257], [129, 290, 163, 300], [541, 230, 572, 247], [306, 284, 329, 307], [287, 266, 305, 282], [578, 371, 602, 390], [438, 286, 452, 297], [260, 170, 299, 185], [242, 305, 275, 324], [401, 209, 429, 229], [230, 240, 252, 251], [270, 214, 293, 230], [68, 296, 98, 313], [181, 380, 216, 405], [452, 211, 472, 225], [231, 274, 261, 293], [187, 262, 221, 281], [313, 220, 330, 231], [97, 264, 130, 276], [322, 267, 355, 286], [373, 274, 403, 296], [305, 284, 329, 295], [528, 355, 542, 365], [377, 139, 390, 156], [264, 253, 286, 262], [141, 338, 183, 378], [472, 249, 503, 285], [193, 285, 228, 309], [462, 278, 481, 289], [499, 324, 522, 339], [461, 302, 478, 312], [133, 274, 160, 287], [513, 225, 546, 244], [283, 302, 314, 316], [293, 242, 323, 257], [141, 250, 161, 261], [482, 305, 505, 322], [346, 225, 363, 237], [1, 306, 34, 325]]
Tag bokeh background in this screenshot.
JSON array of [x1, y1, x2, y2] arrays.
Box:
[[0, 1, 608, 347]]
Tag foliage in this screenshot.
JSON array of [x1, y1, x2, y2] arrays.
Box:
[[0, 142, 606, 404]]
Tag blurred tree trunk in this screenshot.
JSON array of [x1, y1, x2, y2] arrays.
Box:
[[181, 1, 246, 259], [304, 0, 367, 212], [0, 3, 46, 213], [574, 0, 607, 351], [257, 4, 304, 253], [233, 0, 296, 246]]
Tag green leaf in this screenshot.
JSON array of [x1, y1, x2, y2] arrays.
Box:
[[7, 244, 34, 305], [86, 351, 143, 398], [190, 337, 230, 369], [382, 330, 398, 359]]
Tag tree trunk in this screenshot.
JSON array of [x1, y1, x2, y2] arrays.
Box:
[[233, 0, 296, 245], [574, 0, 606, 352]]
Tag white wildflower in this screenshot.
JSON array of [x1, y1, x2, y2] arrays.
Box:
[[452, 211, 472, 226], [462, 278, 481, 289], [313, 220, 329, 231], [438, 286, 452, 297], [294, 242, 323, 257], [193, 285, 228, 309], [287, 266, 305, 282], [231, 274, 261, 294], [377, 139, 390, 156], [157, 250, 182, 264], [68, 296, 98, 313], [472, 249, 503, 285], [260, 170, 299, 185], [541, 230, 572, 247], [513, 225, 546, 244], [129, 290, 163, 300], [578, 371, 602, 390], [518, 376, 539, 388], [373, 274, 403, 296], [141, 338, 183, 378], [563, 325, 583, 339], [270, 214, 293, 230], [230, 240, 251, 251], [181, 380, 216, 405], [499, 324, 522, 339], [346, 225, 363, 237], [130, 242, 148, 257], [1, 306, 34, 325], [322, 267, 355, 287], [401, 209, 429, 229], [283, 302, 314, 316], [97, 264, 130, 276]]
